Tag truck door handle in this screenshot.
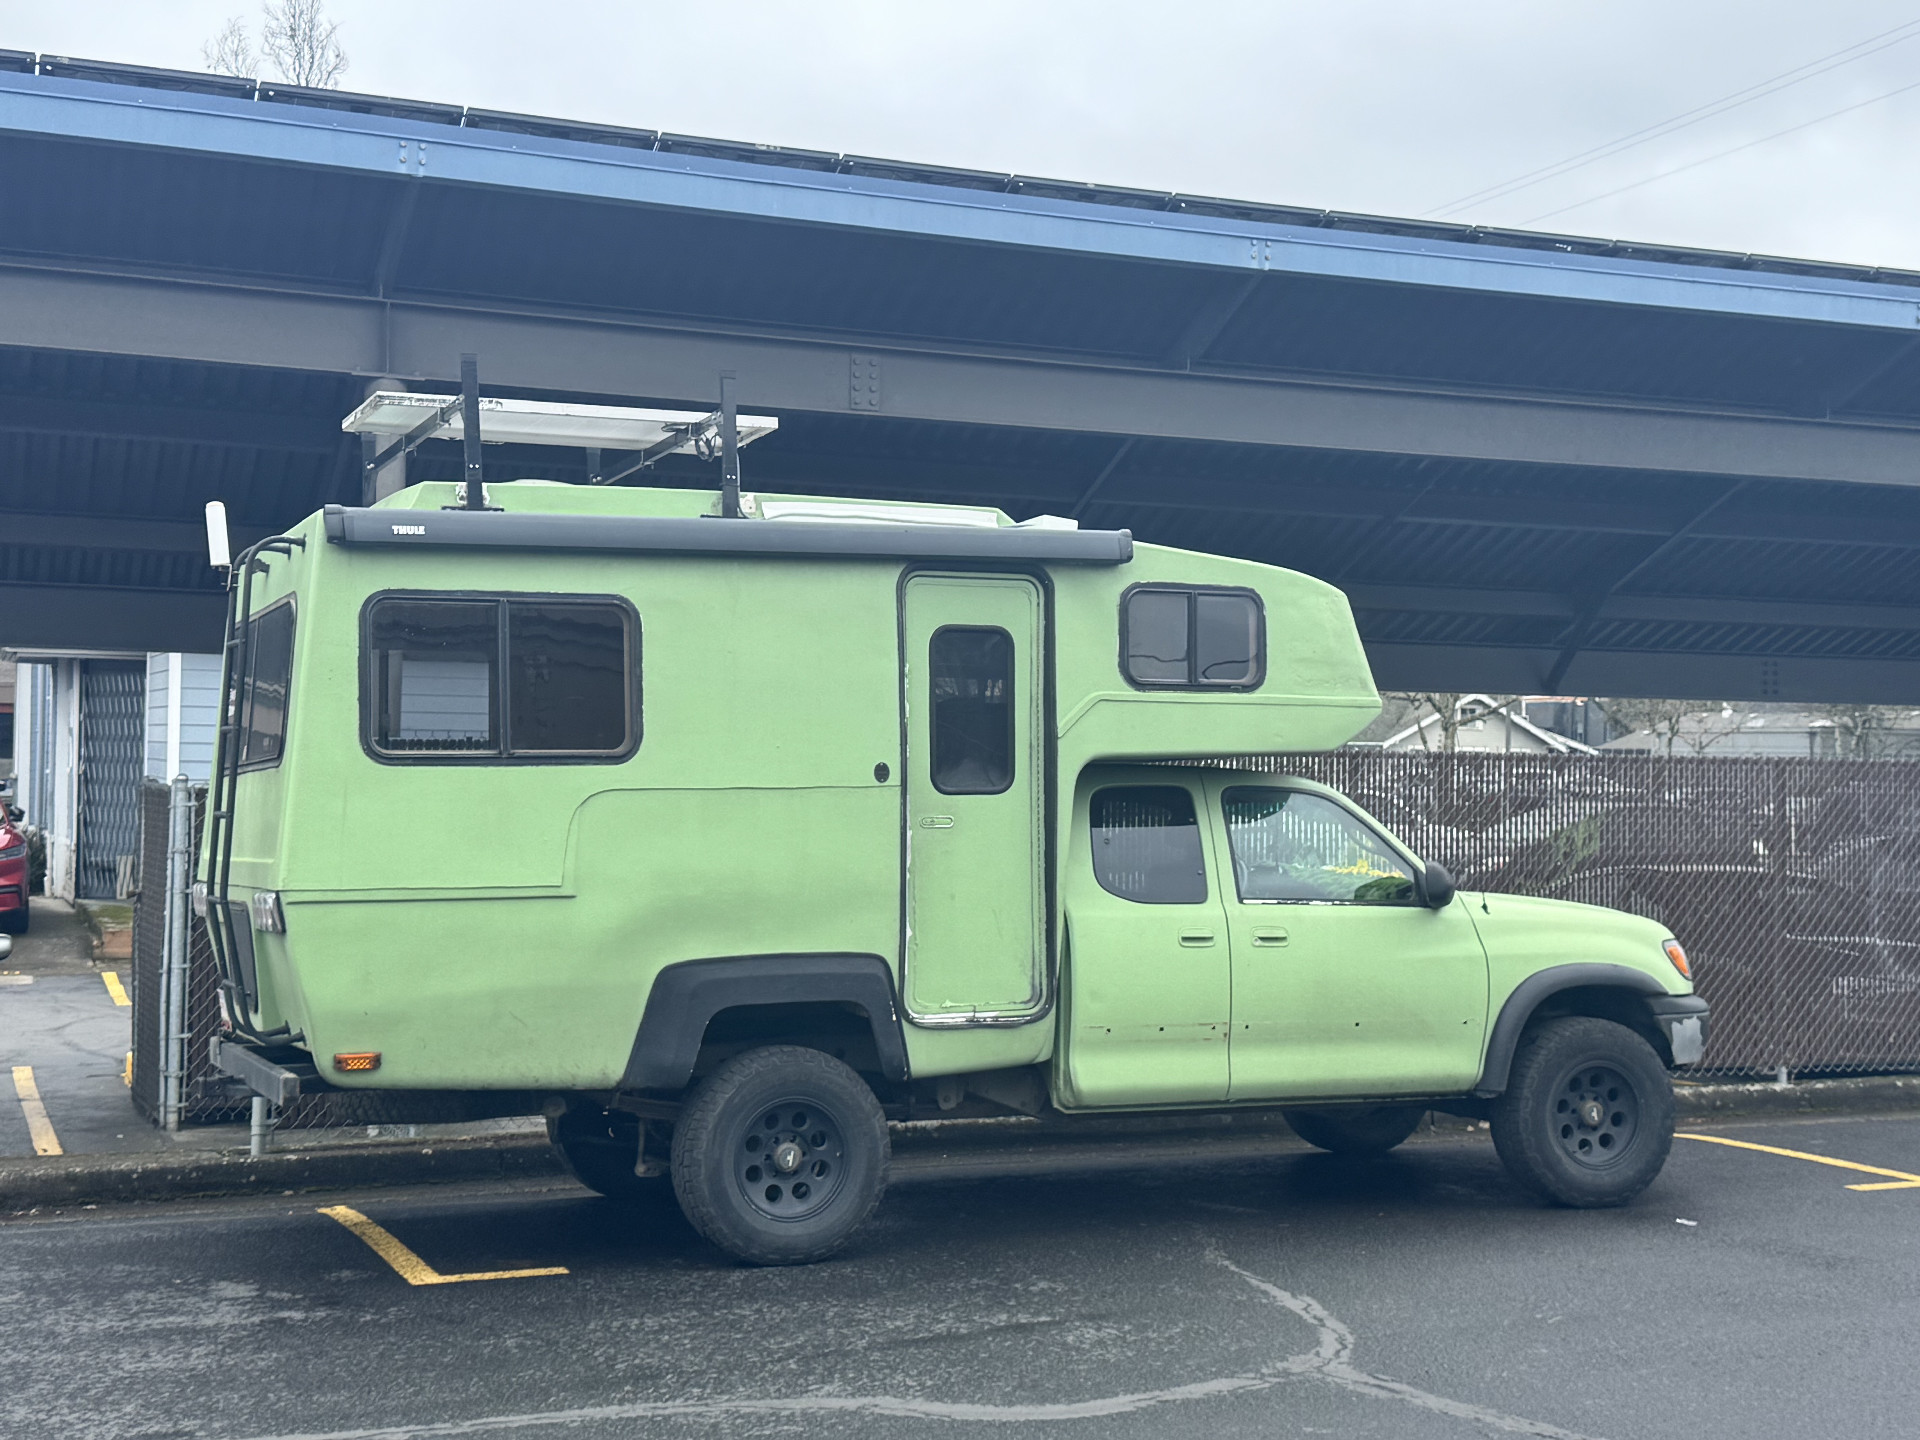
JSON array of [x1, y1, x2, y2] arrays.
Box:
[[1251, 928, 1289, 947], [1178, 930, 1216, 947]]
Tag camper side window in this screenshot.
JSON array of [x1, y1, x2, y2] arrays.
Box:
[[363, 594, 635, 762], [238, 598, 295, 771], [1121, 586, 1264, 690], [1088, 786, 1208, 904]]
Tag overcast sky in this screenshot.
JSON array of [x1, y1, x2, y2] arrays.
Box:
[[9, 1, 1920, 270]]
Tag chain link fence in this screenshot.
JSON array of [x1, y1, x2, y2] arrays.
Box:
[[1248, 750, 1920, 1079], [131, 754, 1920, 1131]]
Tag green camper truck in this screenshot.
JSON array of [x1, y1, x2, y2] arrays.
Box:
[[202, 479, 1707, 1264]]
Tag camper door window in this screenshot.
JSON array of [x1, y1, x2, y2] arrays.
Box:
[[238, 598, 296, 771], [1120, 586, 1265, 690], [362, 593, 636, 762]]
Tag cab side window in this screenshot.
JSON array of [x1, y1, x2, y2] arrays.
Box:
[[1221, 787, 1417, 905], [237, 598, 296, 771], [1089, 786, 1208, 903], [363, 594, 637, 762]]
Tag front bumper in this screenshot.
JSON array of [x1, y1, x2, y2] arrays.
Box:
[[1644, 994, 1711, 1067]]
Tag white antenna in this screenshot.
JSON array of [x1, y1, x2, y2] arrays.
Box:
[[205, 501, 232, 569]]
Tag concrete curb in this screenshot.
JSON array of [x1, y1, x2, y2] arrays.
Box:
[[1673, 1073, 1920, 1120], [1, 1135, 564, 1211], [6, 1075, 1917, 1211]]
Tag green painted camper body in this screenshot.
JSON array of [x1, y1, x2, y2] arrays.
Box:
[[210, 480, 1694, 1108]]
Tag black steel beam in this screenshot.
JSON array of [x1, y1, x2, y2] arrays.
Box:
[[1345, 583, 1920, 633], [0, 391, 342, 452], [0, 511, 270, 553], [10, 264, 1920, 488], [1366, 641, 1920, 707], [0, 582, 226, 652]]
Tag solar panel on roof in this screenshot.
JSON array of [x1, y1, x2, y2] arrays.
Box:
[[255, 82, 463, 126], [341, 392, 778, 453]]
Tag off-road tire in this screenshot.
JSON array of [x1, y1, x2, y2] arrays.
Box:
[[1491, 1016, 1674, 1208], [671, 1045, 888, 1266], [548, 1107, 669, 1203], [1283, 1104, 1425, 1156]]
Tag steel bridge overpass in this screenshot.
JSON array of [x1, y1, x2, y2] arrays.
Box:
[[7, 54, 1920, 701]]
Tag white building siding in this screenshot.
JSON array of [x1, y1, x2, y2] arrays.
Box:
[[143, 652, 222, 783]]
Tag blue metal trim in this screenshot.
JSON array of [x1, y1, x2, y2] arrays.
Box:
[[2, 70, 1919, 332]]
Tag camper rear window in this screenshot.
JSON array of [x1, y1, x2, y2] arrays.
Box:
[[1120, 586, 1264, 690], [362, 594, 636, 762], [238, 599, 295, 771]]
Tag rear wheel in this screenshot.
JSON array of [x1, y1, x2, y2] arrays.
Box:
[[1283, 1104, 1425, 1156], [548, 1106, 669, 1203], [1491, 1016, 1674, 1207], [671, 1045, 888, 1266]]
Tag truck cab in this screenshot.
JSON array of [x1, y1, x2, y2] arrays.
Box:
[[202, 476, 1706, 1265]]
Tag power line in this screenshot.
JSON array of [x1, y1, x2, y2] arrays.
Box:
[[1517, 72, 1920, 226], [1426, 17, 1920, 218]]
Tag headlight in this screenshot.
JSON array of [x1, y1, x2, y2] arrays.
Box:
[[0, 842, 24, 860], [1663, 939, 1691, 981]]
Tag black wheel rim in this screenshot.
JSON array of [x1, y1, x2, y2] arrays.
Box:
[[734, 1096, 849, 1222], [1549, 1062, 1641, 1169]]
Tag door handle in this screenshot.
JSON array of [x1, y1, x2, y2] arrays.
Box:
[[918, 816, 955, 828], [1178, 930, 1216, 947], [1251, 928, 1289, 947]]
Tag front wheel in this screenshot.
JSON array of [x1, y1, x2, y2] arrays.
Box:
[[671, 1045, 889, 1266], [1491, 1016, 1674, 1207]]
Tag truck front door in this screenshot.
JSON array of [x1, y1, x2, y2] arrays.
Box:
[[1210, 782, 1488, 1100], [1059, 778, 1231, 1106], [902, 574, 1045, 1018]]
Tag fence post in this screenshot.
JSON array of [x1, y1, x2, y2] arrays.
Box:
[[160, 774, 191, 1132]]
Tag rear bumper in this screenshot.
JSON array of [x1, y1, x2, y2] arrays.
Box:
[[1644, 994, 1711, 1067]]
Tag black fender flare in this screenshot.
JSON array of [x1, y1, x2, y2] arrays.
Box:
[[1473, 963, 1669, 1098], [621, 954, 909, 1092]]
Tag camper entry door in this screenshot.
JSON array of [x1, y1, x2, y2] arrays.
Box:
[[901, 574, 1045, 1019]]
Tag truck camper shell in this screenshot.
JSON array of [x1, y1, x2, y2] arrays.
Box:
[[201, 479, 1379, 1101]]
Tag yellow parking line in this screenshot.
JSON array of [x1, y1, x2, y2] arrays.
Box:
[[1677, 1132, 1920, 1191], [10, 1065, 63, 1156], [317, 1205, 568, 1285], [101, 971, 130, 1007]]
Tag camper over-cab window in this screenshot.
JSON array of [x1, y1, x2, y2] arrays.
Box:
[[1120, 586, 1264, 690], [362, 594, 637, 762]]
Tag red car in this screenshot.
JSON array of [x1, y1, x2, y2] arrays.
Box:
[[0, 805, 28, 935]]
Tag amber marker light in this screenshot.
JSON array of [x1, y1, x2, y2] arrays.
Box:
[[1663, 940, 1692, 981], [334, 1052, 381, 1072]]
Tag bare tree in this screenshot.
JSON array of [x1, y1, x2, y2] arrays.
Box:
[[202, 16, 256, 77], [260, 0, 348, 88], [1596, 697, 1736, 757], [1811, 703, 1920, 759], [1385, 693, 1521, 752]]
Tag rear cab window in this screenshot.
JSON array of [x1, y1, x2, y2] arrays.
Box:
[[362, 593, 638, 762], [1088, 785, 1209, 903]]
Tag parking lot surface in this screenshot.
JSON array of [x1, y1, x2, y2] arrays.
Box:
[[4, 1111, 1918, 1440]]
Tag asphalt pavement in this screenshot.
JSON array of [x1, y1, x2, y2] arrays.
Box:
[[4, 1111, 1918, 1440]]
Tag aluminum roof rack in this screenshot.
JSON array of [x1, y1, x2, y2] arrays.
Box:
[[342, 359, 778, 511]]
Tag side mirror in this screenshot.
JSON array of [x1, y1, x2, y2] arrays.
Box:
[[1422, 862, 1457, 910], [6, 806, 21, 822]]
